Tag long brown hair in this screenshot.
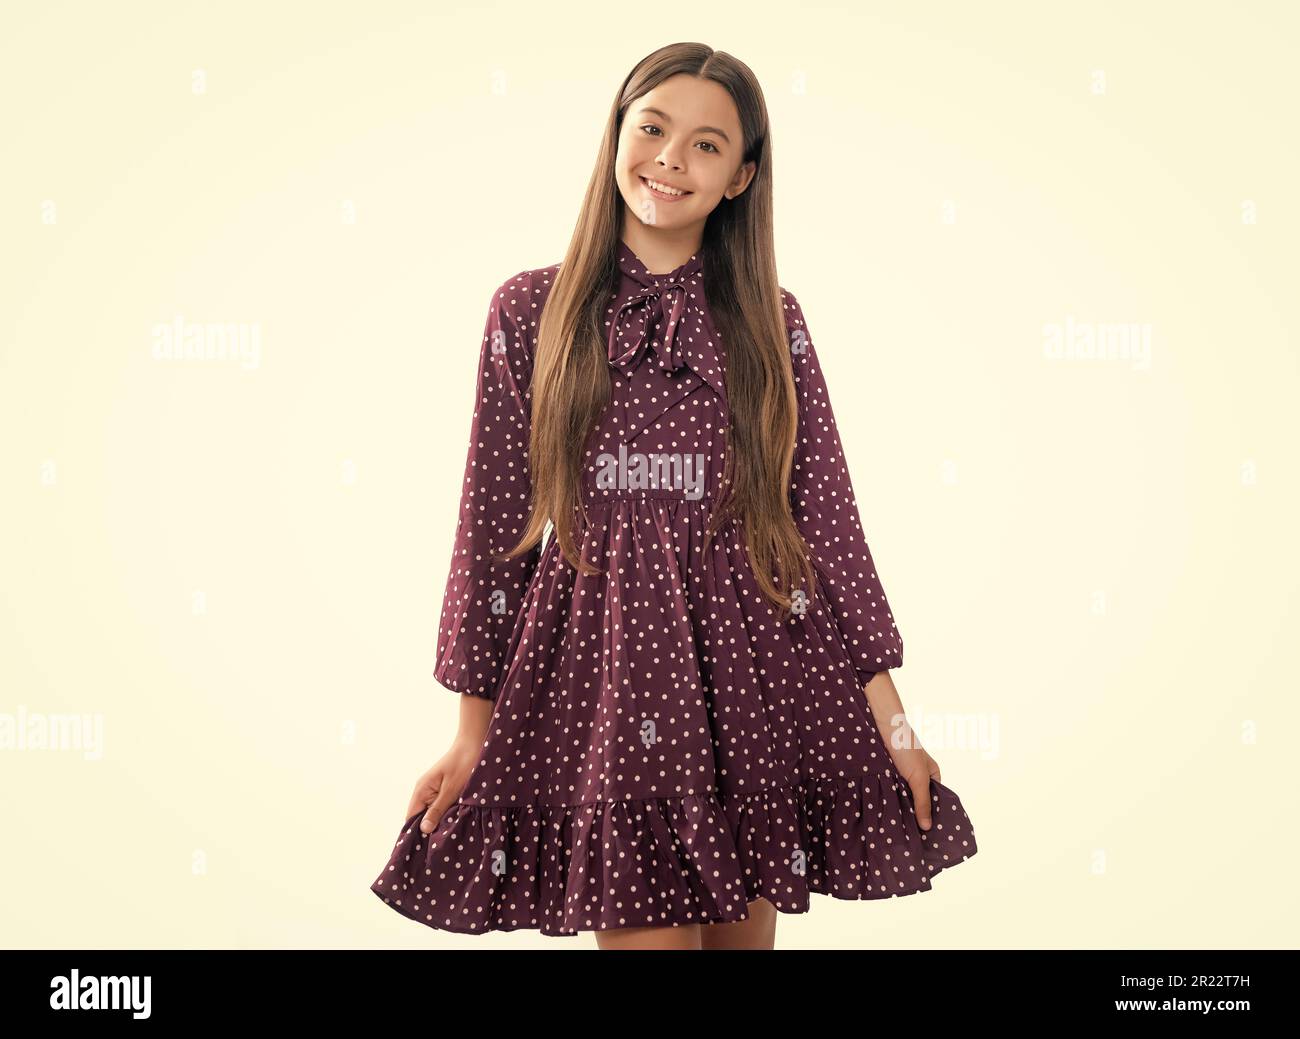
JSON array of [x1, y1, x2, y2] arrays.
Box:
[[501, 42, 815, 619]]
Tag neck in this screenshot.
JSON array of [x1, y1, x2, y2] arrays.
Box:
[[620, 220, 704, 275]]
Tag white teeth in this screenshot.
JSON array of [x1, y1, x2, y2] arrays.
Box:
[[644, 177, 686, 196]]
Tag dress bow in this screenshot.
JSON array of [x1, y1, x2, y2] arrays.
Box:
[[606, 281, 693, 376]]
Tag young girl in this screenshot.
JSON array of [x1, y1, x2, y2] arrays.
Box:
[[371, 43, 977, 949]]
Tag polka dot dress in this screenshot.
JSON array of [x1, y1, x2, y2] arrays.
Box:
[[370, 239, 978, 936]]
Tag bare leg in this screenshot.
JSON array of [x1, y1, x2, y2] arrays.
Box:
[[700, 896, 778, 950], [594, 922, 702, 950]]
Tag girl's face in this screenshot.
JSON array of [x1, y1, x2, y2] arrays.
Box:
[[615, 73, 755, 235]]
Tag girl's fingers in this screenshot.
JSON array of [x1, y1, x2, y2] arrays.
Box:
[[909, 774, 933, 831], [420, 779, 461, 834], [407, 775, 440, 825]]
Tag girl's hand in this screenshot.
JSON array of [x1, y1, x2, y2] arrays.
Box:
[[863, 671, 940, 831], [405, 736, 480, 835], [886, 735, 940, 832]]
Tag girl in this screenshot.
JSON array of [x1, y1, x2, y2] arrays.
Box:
[[371, 43, 977, 950]]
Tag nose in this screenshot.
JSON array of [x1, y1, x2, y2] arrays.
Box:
[[655, 149, 685, 172]]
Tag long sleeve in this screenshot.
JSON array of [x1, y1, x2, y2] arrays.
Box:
[[433, 274, 543, 699], [784, 288, 903, 687]]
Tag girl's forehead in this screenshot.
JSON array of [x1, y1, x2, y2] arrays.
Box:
[[632, 79, 741, 134]]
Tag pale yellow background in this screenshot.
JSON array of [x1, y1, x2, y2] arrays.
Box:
[[2, 1, 1296, 949]]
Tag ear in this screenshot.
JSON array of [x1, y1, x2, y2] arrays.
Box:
[[726, 160, 757, 199]]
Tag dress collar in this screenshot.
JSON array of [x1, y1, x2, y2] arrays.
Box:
[[616, 239, 705, 289]]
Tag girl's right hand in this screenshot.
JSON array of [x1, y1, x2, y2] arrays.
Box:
[[405, 736, 480, 835]]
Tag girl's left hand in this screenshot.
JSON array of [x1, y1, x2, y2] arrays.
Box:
[[884, 729, 940, 832], [864, 672, 940, 831]]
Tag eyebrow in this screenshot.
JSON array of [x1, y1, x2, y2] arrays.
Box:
[[637, 107, 731, 145]]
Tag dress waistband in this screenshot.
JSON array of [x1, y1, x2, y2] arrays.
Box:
[[579, 493, 717, 506]]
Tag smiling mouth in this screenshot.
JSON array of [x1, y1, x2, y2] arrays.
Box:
[[640, 175, 692, 199]]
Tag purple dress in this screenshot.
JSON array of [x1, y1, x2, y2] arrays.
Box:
[[370, 240, 978, 935]]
